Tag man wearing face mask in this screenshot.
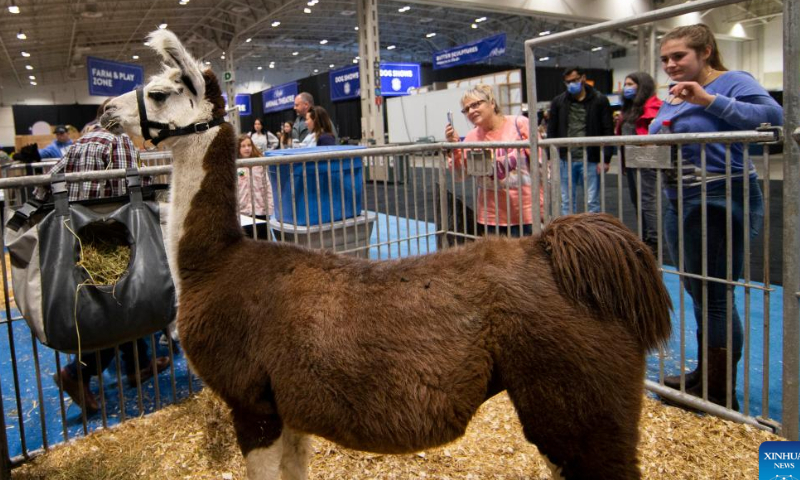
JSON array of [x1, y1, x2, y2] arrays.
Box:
[[547, 67, 615, 215]]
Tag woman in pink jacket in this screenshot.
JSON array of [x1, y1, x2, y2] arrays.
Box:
[[615, 71, 663, 252], [444, 84, 543, 237]]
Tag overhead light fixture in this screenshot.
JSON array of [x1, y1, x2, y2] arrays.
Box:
[[387, 45, 396, 50], [8, 2, 19, 14], [204, 61, 211, 65], [179, 0, 190, 4], [539, 31, 551, 36], [319, 39, 328, 44], [221, 55, 225, 59], [257, 66, 263, 70], [25, 65, 33, 70], [28, 75, 35, 80], [17, 30, 26, 40], [354, 26, 358, 31], [271, 21, 281, 27], [245, 38, 252, 43], [398, 6, 410, 12], [329, 64, 334, 68], [132, 55, 139, 60], [471, 24, 477, 29], [539, 56, 550, 61], [304, 8, 311, 13], [30, 82, 37, 86], [475, 17, 487, 22], [313, 69, 319, 73], [591, 46, 603, 51], [292, 51, 299, 56], [425, 32, 436, 38], [353, 59, 358, 64], [270, 64, 275, 68], [158, 21, 168, 29], [144, 41, 150, 46], [21, 51, 30, 57]]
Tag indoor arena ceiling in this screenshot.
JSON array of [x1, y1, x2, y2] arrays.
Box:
[[0, 0, 784, 89]]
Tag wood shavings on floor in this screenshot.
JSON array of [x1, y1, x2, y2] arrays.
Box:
[[12, 389, 780, 480]]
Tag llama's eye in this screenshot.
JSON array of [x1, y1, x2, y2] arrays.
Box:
[[148, 91, 169, 102]]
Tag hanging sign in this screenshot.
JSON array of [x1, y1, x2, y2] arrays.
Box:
[[87, 57, 144, 97], [329, 63, 421, 102], [262, 82, 298, 113], [222, 93, 252, 116], [433, 33, 506, 70]]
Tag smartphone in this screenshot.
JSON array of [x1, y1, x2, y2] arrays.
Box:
[[446, 111, 453, 125]]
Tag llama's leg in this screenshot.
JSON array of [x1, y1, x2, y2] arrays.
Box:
[[232, 409, 284, 480], [279, 428, 311, 480]]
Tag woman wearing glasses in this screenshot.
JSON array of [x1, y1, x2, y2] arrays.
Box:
[[444, 84, 542, 237], [651, 24, 782, 411]]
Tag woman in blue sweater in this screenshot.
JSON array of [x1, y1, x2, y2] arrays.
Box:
[[651, 24, 782, 411]]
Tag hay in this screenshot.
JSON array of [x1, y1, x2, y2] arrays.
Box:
[[12, 390, 780, 480], [76, 231, 131, 286]]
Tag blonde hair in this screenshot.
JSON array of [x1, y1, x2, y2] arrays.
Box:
[[461, 84, 501, 114], [661, 24, 728, 72]]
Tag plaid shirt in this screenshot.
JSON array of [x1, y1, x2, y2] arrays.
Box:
[[35, 128, 142, 201]]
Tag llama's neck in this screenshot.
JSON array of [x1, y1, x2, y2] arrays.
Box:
[[166, 122, 242, 283]]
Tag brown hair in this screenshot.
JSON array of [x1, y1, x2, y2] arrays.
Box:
[[307, 105, 333, 137], [661, 23, 728, 72], [237, 133, 263, 158]]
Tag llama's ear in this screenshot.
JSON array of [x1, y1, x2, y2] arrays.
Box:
[[146, 29, 205, 98]]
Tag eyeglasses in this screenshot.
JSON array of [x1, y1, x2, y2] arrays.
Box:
[[460, 100, 485, 115]]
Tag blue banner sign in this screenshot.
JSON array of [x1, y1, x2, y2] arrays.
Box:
[[263, 82, 298, 113], [433, 33, 506, 70], [330, 66, 361, 102], [329, 63, 420, 101], [380, 63, 421, 97], [222, 93, 252, 116], [87, 56, 144, 97]]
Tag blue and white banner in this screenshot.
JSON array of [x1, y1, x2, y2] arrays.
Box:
[[380, 63, 421, 97], [87, 56, 144, 97], [262, 82, 298, 113], [222, 93, 252, 116], [329, 63, 420, 101], [433, 33, 506, 70], [330, 66, 361, 102]]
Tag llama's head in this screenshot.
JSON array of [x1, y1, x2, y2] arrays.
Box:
[[101, 29, 226, 146]]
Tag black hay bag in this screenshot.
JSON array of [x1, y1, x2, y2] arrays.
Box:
[[5, 170, 176, 353]]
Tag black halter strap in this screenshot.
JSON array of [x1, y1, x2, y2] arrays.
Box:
[[136, 87, 224, 146]]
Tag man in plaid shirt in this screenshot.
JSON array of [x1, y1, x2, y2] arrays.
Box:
[[34, 125, 143, 201]]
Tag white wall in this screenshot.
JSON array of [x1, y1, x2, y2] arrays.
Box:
[[761, 17, 783, 91]]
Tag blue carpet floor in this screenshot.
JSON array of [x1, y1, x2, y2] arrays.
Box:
[[0, 212, 788, 459]]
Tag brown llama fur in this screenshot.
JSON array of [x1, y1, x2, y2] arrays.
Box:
[[103, 31, 672, 479]]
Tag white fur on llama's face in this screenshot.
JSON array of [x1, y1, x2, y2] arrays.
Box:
[[100, 29, 218, 298]]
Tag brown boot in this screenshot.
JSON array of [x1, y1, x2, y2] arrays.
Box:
[[53, 368, 99, 414], [127, 356, 171, 387]]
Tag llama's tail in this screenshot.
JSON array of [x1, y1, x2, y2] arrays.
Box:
[[539, 213, 672, 351]]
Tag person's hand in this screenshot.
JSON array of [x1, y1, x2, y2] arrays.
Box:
[[596, 162, 610, 174], [445, 124, 460, 143], [669, 81, 716, 107]]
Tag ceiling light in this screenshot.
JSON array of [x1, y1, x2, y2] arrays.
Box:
[[158, 21, 168, 29], [354, 26, 358, 31], [245, 38, 252, 43], [179, 0, 189, 4], [25, 65, 33, 70], [270, 64, 275, 68], [386, 45, 396, 50], [398, 6, 410, 12], [28, 75, 35, 80], [8, 2, 19, 14], [132, 55, 139, 60], [257, 66, 263, 70], [292, 51, 299, 56], [17, 30, 26, 40], [471, 24, 477, 29], [30, 82, 37, 86], [329, 64, 334, 68], [319, 39, 328, 44], [304, 8, 311, 13], [353, 59, 358, 64], [313, 69, 319, 73], [144, 42, 150, 46], [426, 33, 436, 38], [21, 51, 30, 57], [475, 17, 487, 22], [221, 55, 225, 59], [539, 57, 550, 61], [355, 56, 360, 60], [539, 31, 551, 36], [271, 21, 281, 27], [591, 46, 603, 51], [204, 61, 211, 65]]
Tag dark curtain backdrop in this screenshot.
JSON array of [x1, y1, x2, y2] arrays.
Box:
[[12, 104, 101, 135], [240, 63, 613, 141]]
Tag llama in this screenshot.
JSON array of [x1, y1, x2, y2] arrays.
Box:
[[101, 30, 672, 480]]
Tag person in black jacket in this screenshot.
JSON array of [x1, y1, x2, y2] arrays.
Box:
[[547, 67, 614, 215]]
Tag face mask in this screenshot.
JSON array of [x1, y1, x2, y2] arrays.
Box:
[[622, 86, 637, 99], [566, 81, 583, 95]]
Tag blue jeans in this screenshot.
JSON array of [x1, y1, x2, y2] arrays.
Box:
[[560, 159, 601, 215], [664, 179, 764, 362]]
